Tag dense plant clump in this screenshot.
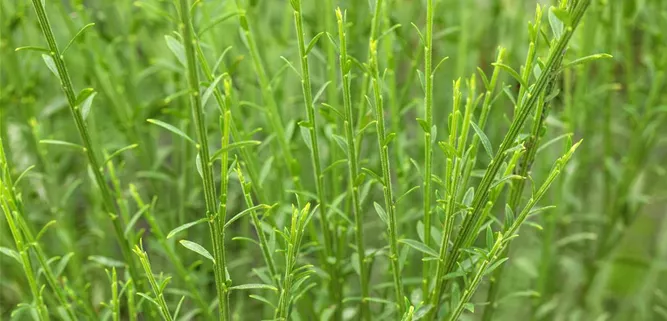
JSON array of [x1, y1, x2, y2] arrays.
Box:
[[1, 0, 666, 320]]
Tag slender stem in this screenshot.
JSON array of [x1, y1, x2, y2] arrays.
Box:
[[236, 165, 279, 289], [431, 1, 592, 317], [421, 0, 435, 298], [0, 145, 49, 321], [128, 186, 211, 318], [28, 0, 142, 291], [176, 0, 228, 319], [233, 0, 303, 196], [369, 40, 405, 313], [449, 142, 581, 321], [291, 0, 339, 310], [336, 8, 369, 320], [133, 245, 174, 321]]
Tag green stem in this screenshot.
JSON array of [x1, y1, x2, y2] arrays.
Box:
[[28, 0, 143, 292], [430, 1, 592, 318], [369, 40, 405, 314], [336, 8, 369, 320], [421, 0, 435, 298], [233, 0, 303, 196], [176, 0, 228, 319], [291, 0, 339, 310]]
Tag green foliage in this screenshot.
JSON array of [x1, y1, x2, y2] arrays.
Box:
[[1, 0, 666, 320]]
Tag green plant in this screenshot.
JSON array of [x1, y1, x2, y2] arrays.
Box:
[[2, 0, 665, 320]]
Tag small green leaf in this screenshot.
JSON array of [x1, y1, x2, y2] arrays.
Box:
[[280, 56, 301, 78], [485, 226, 494, 249], [477, 67, 490, 90], [490, 174, 523, 189], [300, 126, 312, 151], [493, 63, 527, 89], [410, 22, 425, 46], [40, 139, 85, 151], [413, 304, 433, 320], [551, 7, 570, 26], [195, 153, 204, 178], [470, 122, 493, 158], [485, 257, 509, 275], [383, 132, 397, 147], [305, 32, 325, 55], [229, 283, 278, 291], [361, 167, 383, 185], [562, 54, 613, 70], [42, 54, 59, 78], [373, 202, 388, 225], [165, 35, 186, 66], [36, 220, 57, 241], [15, 46, 49, 53], [354, 173, 366, 187], [14, 165, 35, 186], [62, 23, 96, 54], [224, 204, 271, 229], [548, 7, 564, 38], [210, 141, 261, 161], [462, 187, 474, 207], [313, 81, 331, 104], [331, 134, 348, 154], [555, 232, 597, 248], [124, 205, 150, 237], [54, 252, 74, 277], [179, 240, 215, 263], [249, 294, 278, 309], [0, 247, 21, 264], [104, 144, 139, 165], [89, 255, 125, 267], [504, 204, 515, 230], [432, 56, 450, 76], [202, 74, 224, 106], [416, 118, 429, 133], [167, 217, 208, 239], [147, 119, 196, 145], [438, 141, 457, 158], [398, 239, 438, 258], [80, 91, 97, 120]]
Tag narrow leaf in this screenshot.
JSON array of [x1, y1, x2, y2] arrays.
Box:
[[40, 139, 85, 151], [80, 91, 97, 120], [373, 202, 388, 225], [179, 240, 215, 263], [62, 23, 96, 54], [305, 32, 325, 55], [165, 35, 186, 66], [470, 122, 493, 158], [210, 141, 261, 161], [42, 54, 59, 78], [398, 239, 438, 257], [202, 74, 224, 106], [229, 284, 277, 291], [147, 119, 196, 145], [168, 218, 208, 239]]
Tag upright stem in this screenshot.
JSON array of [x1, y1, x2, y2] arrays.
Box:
[[28, 0, 142, 291], [421, 0, 435, 297], [176, 0, 228, 319], [233, 0, 303, 196], [336, 8, 369, 320], [369, 39, 405, 314], [431, 1, 592, 317], [291, 0, 339, 311], [0, 141, 49, 321]]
